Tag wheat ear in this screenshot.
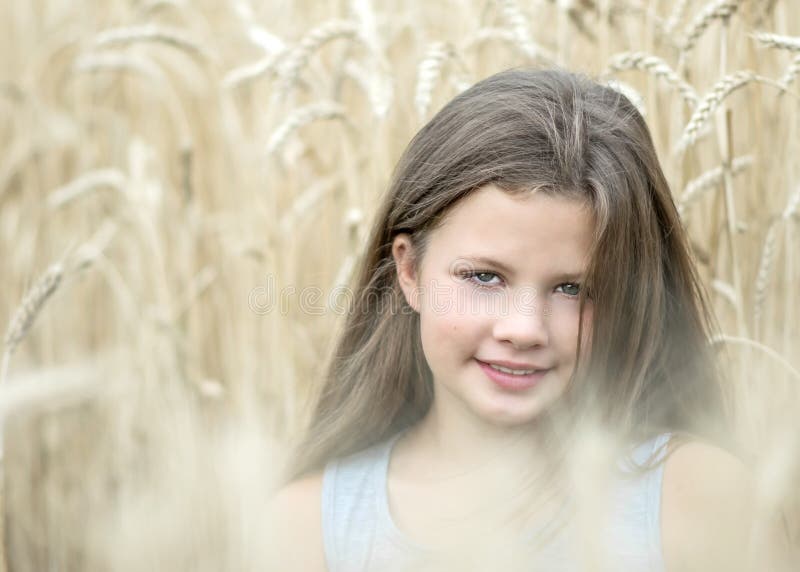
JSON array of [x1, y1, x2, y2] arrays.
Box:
[[342, 60, 393, 118], [267, 101, 346, 154], [753, 185, 800, 332], [750, 32, 800, 89], [782, 185, 800, 221], [92, 24, 216, 62], [1, 264, 64, 384], [464, 27, 556, 64], [679, 0, 741, 61], [276, 20, 361, 97], [497, 0, 557, 63], [604, 79, 647, 116], [677, 70, 755, 151], [415, 42, 460, 118], [778, 55, 800, 89], [751, 32, 800, 53], [607, 51, 698, 106], [753, 222, 778, 333], [677, 155, 753, 217]]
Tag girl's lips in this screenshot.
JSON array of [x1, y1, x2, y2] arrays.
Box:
[[476, 359, 550, 391]]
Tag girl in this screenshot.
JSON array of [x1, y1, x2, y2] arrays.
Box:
[[266, 68, 787, 571]]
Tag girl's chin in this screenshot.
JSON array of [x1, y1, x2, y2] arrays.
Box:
[[471, 400, 546, 428]]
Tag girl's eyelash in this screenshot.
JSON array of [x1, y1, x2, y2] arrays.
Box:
[[460, 271, 582, 297], [555, 283, 581, 297], [460, 270, 502, 288]]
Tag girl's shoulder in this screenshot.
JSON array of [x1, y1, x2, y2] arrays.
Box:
[[659, 437, 774, 571], [264, 471, 327, 571]]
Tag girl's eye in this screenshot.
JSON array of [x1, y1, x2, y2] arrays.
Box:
[[462, 271, 502, 288], [556, 283, 581, 297]]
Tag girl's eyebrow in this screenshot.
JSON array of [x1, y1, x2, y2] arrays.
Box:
[[458, 255, 516, 276], [458, 255, 585, 281]]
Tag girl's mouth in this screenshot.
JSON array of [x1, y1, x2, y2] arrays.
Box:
[[476, 359, 550, 391]]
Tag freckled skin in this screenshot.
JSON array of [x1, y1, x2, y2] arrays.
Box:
[[394, 185, 594, 428]]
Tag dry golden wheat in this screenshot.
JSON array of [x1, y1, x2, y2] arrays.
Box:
[[497, 0, 558, 64], [752, 32, 800, 53], [415, 42, 467, 118], [223, 50, 286, 89], [92, 24, 216, 62], [679, 0, 742, 59], [2, 1, 800, 569], [677, 70, 758, 151], [754, 222, 779, 331], [779, 55, 800, 89], [607, 51, 698, 106], [663, 0, 692, 36], [677, 155, 753, 217], [1, 264, 65, 384], [47, 169, 127, 209], [275, 19, 362, 98], [267, 100, 347, 154]]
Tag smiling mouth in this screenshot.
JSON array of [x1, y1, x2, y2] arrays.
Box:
[[475, 359, 550, 391], [476, 359, 551, 375]]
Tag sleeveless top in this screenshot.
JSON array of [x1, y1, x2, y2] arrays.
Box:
[[322, 430, 671, 572]]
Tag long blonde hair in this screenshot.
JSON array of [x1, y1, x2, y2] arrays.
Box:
[[285, 68, 733, 483]]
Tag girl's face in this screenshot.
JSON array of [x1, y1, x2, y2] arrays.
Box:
[[393, 184, 594, 428]]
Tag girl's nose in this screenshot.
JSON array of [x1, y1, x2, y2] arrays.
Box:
[[492, 291, 549, 349]]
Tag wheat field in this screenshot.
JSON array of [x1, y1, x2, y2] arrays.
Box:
[[0, 0, 799, 569]]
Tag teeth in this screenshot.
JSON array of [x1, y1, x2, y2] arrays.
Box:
[[488, 363, 539, 375]]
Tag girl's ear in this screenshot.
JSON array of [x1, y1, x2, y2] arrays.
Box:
[[392, 233, 421, 313]]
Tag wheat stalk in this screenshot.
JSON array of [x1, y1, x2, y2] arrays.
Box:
[[223, 50, 286, 89], [0, 80, 25, 105], [464, 27, 556, 64], [709, 334, 800, 383], [342, 59, 393, 117], [72, 221, 118, 273], [1, 263, 65, 384], [267, 101, 346, 154], [278, 174, 340, 235], [607, 51, 698, 106], [663, 0, 693, 35], [72, 53, 165, 81], [679, 0, 741, 60], [47, 169, 127, 208], [677, 155, 753, 217], [92, 24, 216, 62]]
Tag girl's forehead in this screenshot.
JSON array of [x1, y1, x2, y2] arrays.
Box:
[[428, 185, 595, 267], [437, 185, 593, 231]]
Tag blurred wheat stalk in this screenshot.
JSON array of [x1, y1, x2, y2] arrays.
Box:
[[0, 0, 799, 569]]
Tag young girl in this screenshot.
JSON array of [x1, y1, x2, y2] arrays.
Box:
[[266, 68, 787, 571]]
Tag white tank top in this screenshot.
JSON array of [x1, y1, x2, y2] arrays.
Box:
[[322, 430, 671, 571]]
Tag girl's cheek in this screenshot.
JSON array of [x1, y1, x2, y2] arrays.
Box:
[[549, 299, 587, 342], [578, 303, 594, 353]]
